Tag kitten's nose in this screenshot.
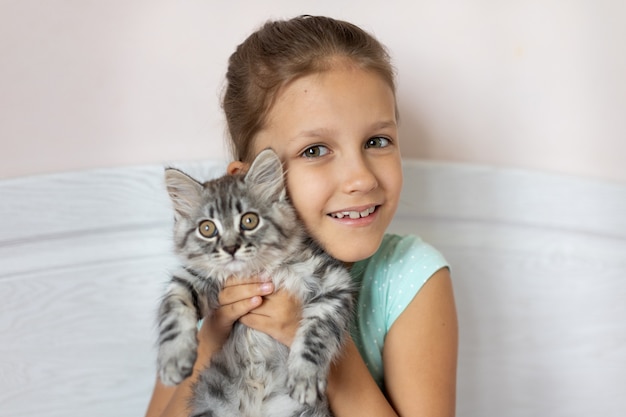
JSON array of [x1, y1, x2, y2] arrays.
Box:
[[223, 245, 239, 256]]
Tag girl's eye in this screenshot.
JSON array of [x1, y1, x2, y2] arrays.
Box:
[[365, 137, 391, 149], [240, 212, 260, 231], [301, 145, 329, 158], [198, 220, 218, 238]]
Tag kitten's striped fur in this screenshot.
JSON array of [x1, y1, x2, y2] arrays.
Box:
[[157, 149, 354, 417]]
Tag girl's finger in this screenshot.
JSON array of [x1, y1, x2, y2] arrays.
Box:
[[218, 281, 274, 306], [214, 295, 264, 327]]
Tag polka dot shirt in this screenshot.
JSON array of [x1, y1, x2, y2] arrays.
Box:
[[349, 234, 449, 389]]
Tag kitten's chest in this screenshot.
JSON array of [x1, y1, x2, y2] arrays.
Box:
[[229, 324, 290, 371]]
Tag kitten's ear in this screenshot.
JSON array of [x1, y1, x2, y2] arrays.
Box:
[[164, 168, 204, 219], [244, 149, 286, 202]]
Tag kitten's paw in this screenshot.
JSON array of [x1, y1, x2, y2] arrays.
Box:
[[287, 358, 327, 406], [157, 332, 198, 386]]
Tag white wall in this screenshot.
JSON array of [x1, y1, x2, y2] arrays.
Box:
[[1, 0, 625, 183]]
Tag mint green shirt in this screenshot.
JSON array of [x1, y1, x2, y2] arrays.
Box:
[[350, 234, 449, 389]]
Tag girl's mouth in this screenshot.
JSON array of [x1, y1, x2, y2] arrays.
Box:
[[329, 206, 377, 219]]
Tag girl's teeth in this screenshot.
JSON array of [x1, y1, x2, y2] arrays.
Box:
[[332, 206, 376, 219]]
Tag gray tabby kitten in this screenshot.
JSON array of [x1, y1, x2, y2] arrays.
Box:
[[157, 149, 354, 417]]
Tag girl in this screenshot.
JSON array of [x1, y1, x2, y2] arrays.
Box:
[[146, 15, 457, 417]]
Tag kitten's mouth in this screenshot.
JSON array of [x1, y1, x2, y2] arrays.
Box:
[[329, 206, 377, 219]]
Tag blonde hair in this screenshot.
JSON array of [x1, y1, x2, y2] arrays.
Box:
[[223, 15, 396, 162]]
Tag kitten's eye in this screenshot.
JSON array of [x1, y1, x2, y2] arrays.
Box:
[[365, 137, 391, 149], [240, 212, 259, 231], [198, 220, 218, 238]]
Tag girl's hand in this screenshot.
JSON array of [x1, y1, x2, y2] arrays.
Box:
[[239, 288, 302, 347], [197, 277, 275, 353]]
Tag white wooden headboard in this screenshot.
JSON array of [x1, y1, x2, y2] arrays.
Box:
[[1, 160, 624, 417]]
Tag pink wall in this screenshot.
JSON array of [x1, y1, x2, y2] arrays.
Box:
[[2, 1, 625, 183]]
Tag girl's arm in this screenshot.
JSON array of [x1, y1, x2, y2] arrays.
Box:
[[327, 267, 457, 417], [383, 267, 458, 416], [326, 336, 398, 416]]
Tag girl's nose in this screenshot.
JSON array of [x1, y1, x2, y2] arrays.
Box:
[[341, 153, 378, 194]]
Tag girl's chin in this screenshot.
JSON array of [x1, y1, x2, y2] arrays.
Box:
[[322, 238, 382, 264]]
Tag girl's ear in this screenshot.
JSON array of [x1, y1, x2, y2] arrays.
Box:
[[227, 161, 249, 175]]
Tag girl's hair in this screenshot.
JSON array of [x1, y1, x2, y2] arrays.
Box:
[[223, 15, 396, 162]]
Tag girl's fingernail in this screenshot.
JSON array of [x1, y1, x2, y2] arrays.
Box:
[[260, 282, 273, 292]]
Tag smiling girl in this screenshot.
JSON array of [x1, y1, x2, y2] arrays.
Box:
[[146, 15, 457, 417]]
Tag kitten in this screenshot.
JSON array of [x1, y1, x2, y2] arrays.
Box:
[[157, 149, 354, 417]]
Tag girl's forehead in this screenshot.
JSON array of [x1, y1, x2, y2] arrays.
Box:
[[251, 67, 396, 159], [271, 68, 394, 120]]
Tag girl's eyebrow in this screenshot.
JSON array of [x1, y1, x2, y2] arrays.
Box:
[[293, 120, 397, 141], [289, 127, 335, 143], [372, 120, 397, 130]]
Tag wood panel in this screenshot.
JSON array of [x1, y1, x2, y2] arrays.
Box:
[[0, 160, 624, 416]]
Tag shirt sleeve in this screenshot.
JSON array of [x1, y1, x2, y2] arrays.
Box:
[[381, 235, 450, 330]]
